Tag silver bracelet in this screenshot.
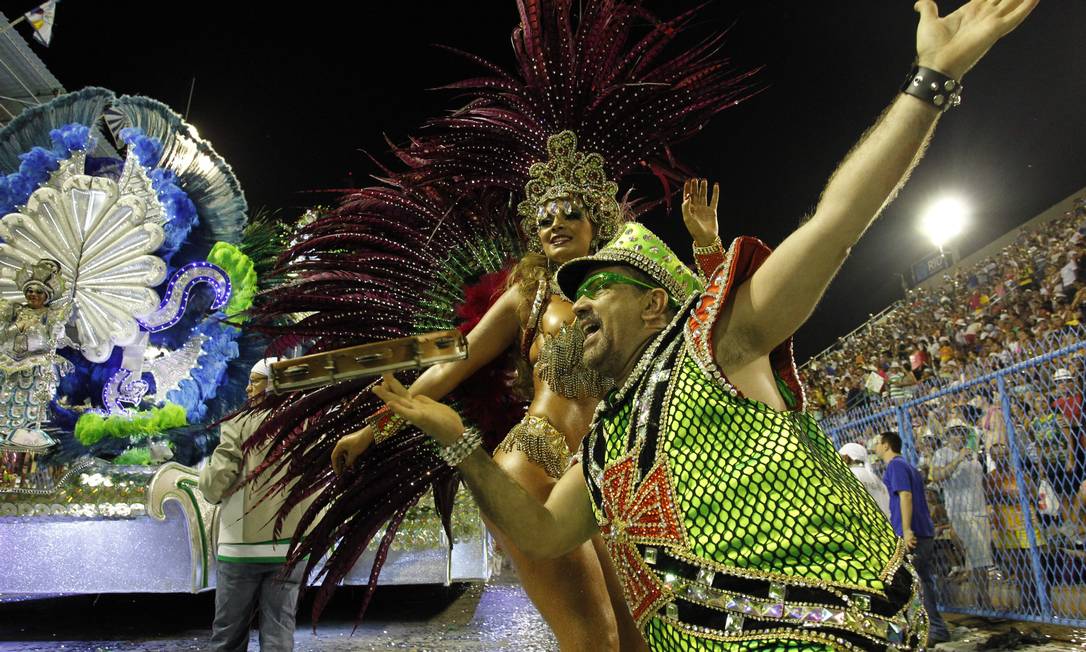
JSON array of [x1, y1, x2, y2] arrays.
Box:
[[438, 427, 483, 467]]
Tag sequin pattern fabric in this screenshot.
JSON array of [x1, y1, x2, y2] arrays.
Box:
[[495, 415, 572, 480], [583, 313, 925, 650], [665, 354, 896, 586]]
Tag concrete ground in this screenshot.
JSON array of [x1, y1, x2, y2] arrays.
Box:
[[937, 615, 1083, 652], [1, 569, 1083, 651]]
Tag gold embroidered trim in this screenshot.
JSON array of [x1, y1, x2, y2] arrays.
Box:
[[495, 415, 571, 479], [663, 537, 903, 598], [684, 238, 740, 397], [662, 574, 910, 640]]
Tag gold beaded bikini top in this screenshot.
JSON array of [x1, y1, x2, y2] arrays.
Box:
[[521, 279, 613, 400]]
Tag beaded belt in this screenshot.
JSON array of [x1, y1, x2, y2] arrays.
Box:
[[495, 415, 572, 479], [640, 545, 926, 651]]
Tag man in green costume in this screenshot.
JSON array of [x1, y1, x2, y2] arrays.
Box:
[[372, 2, 1038, 649]]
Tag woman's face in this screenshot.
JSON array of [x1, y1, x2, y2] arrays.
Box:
[[536, 196, 595, 263], [23, 287, 47, 309]]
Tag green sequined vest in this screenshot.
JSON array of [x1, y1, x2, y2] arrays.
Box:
[[582, 308, 927, 652]]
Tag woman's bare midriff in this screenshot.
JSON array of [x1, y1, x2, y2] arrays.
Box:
[[485, 293, 646, 651]]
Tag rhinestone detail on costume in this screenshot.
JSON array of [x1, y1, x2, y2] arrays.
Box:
[[598, 456, 687, 626], [583, 266, 926, 650]]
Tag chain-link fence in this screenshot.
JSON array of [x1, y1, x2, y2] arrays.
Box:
[[821, 326, 1086, 627]]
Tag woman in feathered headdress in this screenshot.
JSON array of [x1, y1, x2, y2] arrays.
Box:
[[334, 131, 656, 649], [246, 1, 754, 646]]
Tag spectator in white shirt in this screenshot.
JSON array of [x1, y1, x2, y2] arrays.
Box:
[[1061, 252, 1079, 293], [930, 420, 996, 607], [839, 442, 891, 519]]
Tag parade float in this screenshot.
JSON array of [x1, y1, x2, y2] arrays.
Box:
[[0, 88, 494, 594]]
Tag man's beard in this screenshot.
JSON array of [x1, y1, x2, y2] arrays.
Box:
[[581, 335, 611, 377]]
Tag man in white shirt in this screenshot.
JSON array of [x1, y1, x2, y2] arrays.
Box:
[[199, 359, 314, 652], [930, 419, 995, 608], [1061, 252, 1078, 289], [839, 442, 891, 519]]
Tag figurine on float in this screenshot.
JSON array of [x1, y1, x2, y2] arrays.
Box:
[[0, 259, 72, 451], [0, 87, 250, 465]]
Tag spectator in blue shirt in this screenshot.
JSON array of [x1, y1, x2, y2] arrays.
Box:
[[876, 430, 950, 645]]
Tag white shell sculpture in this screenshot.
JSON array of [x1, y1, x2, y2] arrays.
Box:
[[0, 157, 167, 363]]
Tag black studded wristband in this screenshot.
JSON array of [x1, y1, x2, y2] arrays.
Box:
[[901, 65, 963, 112]]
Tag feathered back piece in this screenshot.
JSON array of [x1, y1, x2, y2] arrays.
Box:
[[243, 0, 756, 623], [246, 190, 525, 622], [409, 0, 758, 226]]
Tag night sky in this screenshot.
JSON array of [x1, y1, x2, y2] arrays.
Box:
[[13, 0, 1085, 361]]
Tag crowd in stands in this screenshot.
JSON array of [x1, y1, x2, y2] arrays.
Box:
[[801, 196, 1086, 418], [804, 196, 1086, 618]]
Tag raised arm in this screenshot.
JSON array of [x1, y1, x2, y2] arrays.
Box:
[[714, 0, 1037, 363], [373, 374, 599, 558], [406, 285, 524, 399], [929, 448, 965, 483], [682, 179, 728, 279], [332, 285, 524, 474]]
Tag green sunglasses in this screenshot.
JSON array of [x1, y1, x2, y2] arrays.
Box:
[[574, 271, 677, 308]]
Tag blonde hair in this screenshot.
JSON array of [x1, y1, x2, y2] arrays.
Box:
[[507, 252, 550, 320]]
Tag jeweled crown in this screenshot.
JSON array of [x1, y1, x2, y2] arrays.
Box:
[[517, 131, 622, 252]]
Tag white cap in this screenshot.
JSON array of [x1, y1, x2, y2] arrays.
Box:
[[250, 357, 280, 380], [1054, 368, 1074, 382], [839, 442, 869, 466]]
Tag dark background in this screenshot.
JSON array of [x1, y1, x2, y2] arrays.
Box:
[[7, 0, 1084, 361]]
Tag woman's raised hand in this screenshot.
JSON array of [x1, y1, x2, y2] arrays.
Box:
[[682, 178, 721, 247]]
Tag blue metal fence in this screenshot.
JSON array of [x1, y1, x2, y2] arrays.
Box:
[[821, 327, 1086, 627]]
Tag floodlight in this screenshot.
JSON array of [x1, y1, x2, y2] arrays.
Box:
[[919, 197, 968, 250]]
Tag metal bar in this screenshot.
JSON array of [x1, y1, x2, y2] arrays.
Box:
[[184, 77, 196, 121], [941, 604, 1086, 627], [0, 93, 37, 107], [898, 405, 919, 467], [898, 337, 1086, 411], [817, 330, 1086, 430], [0, 13, 28, 39], [997, 374, 1053, 619], [444, 526, 453, 587], [0, 14, 44, 106], [823, 404, 906, 444], [819, 332, 1086, 626]]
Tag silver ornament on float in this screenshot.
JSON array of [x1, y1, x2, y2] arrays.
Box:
[[0, 171, 168, 364]]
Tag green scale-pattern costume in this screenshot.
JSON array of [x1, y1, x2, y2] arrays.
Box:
[[566, 229, 927, 652]]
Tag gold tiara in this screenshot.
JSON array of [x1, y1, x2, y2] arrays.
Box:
[[517, 131, 621, 253]]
